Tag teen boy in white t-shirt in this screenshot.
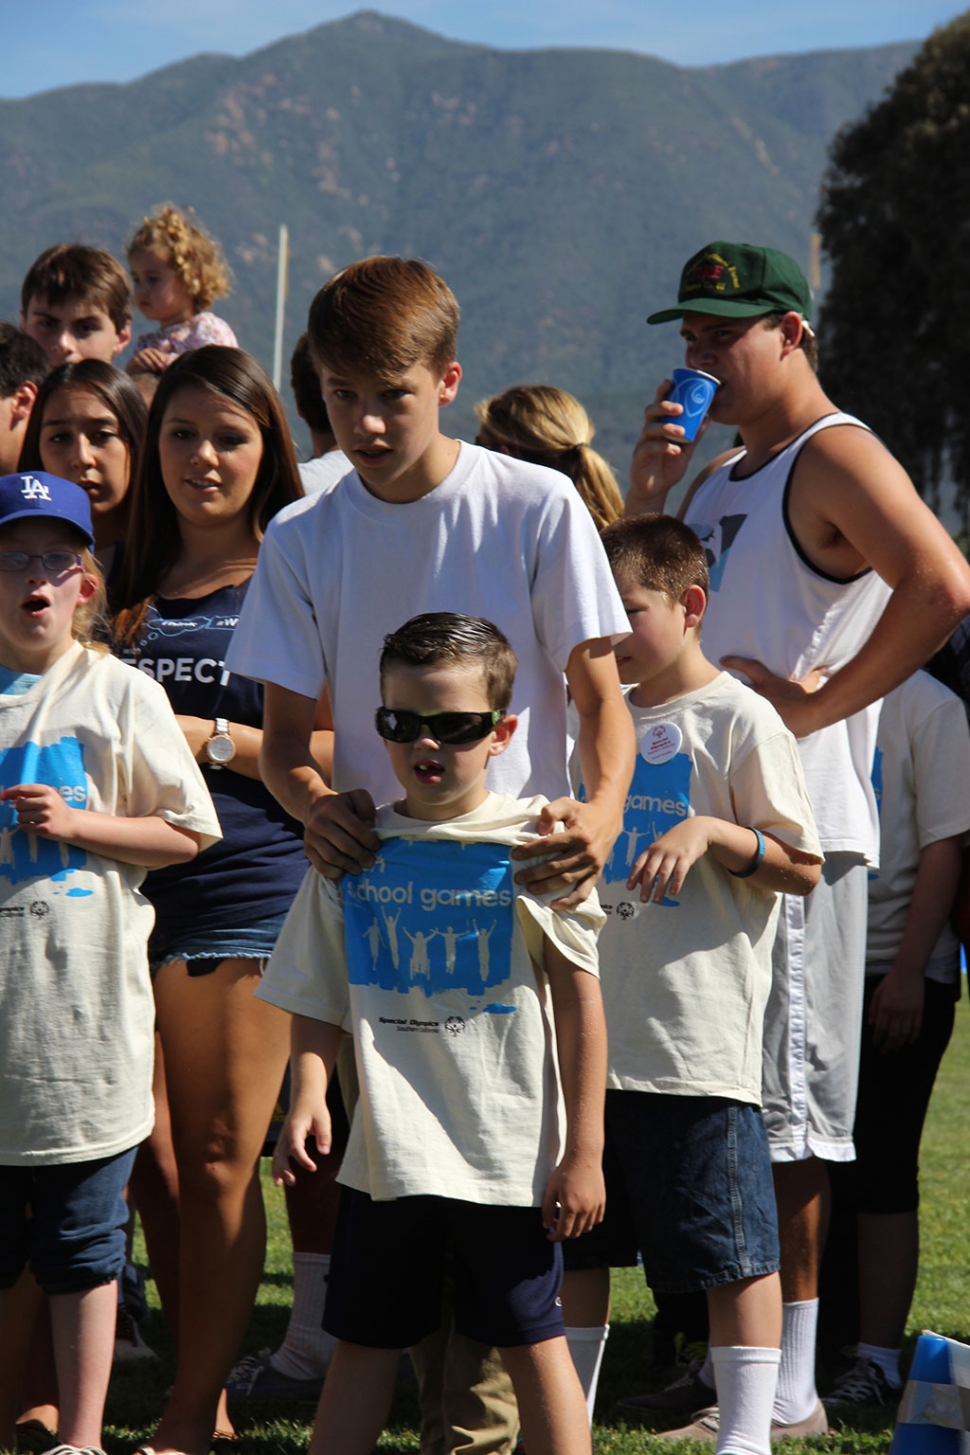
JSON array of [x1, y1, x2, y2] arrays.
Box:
[[562, 516, 822, 1455], [226, 256, 634, 1448], [258, 613, 606, 1455]]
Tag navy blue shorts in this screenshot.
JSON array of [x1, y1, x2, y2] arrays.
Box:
[[562, 1090, 779, 1293], [324, 1187, 564, 1349], [0, 1148, 137, 1295]]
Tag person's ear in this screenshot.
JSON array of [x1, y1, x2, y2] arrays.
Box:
[[487, 712, 518, 758], [11, 381, 38, 429], [112, 320, 133, 357], [778, 311, 804, 357], [682, 584, 706, 630], [77, 573, 100, 605], [438, 362, 462, 407]]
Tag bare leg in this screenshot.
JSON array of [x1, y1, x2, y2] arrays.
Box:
[[49, 1282, 117, 1449], [499, 1337, 590, 1455], [857, 1211, 919, 1351], [707, 1273, 782, 1348], [559, 1268, 610, 1328], [308, 1342, 400, 1455], [772, 1159, 830, 1302], [130, 1032, 181, 1331], [151, 957, 290, 1455], [17, 1291, 59, 1436], [0, 1272, 45, 1449]]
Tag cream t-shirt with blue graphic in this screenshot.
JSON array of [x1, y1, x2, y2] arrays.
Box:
[[598, 673, 822, 1105], [0, 643, 221, 1165], [257, 792, 603, 1206]]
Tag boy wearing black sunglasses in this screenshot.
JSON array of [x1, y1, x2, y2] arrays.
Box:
[[257, 612, 607, 1455]]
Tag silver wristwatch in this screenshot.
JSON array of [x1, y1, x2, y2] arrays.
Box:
[[205, 717, 236, 768]]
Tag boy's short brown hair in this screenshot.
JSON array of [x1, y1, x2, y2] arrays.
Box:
[[21, 244, 133, 331], [380, 613, 517, 711], [601, 514, 710, 601], [307, 256, 459, 380]]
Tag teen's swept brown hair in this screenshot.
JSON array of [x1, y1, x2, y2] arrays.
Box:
[[307, 256, 459, 380], [113, 346, 303, 648]]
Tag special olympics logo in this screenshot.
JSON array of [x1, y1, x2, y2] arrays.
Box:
[[445, 1016, 466, 1036]]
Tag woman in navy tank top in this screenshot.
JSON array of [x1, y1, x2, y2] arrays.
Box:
[[113, 347, 330, 1454]]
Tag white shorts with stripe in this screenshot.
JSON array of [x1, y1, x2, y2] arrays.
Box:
[[762, 853, 869, 1163]]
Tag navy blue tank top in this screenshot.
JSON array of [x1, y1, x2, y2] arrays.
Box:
[[121, 581, 307, 934]]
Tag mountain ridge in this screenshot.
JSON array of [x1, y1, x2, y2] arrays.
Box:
[[0, 11, 918, 463]]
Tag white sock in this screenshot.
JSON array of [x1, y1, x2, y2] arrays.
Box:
[[858, 1342, 902, 1389], [700, 1343, 716, 1390], [270, 1252, 338, 1380], [773, 1299, 819, 1425], [712, 1346, 781, 1455], [565, 1325, 610, 1424]]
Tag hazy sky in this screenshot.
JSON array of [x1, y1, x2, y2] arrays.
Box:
[[0, 0, 961, 97]]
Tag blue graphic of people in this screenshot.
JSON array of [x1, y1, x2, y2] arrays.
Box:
[[343, 839, 515, 997], [602, 751, 693, 907], [0, 738, 88, 885]]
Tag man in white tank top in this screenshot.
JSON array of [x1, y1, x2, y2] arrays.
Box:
[[625, 241, 970, 1436]]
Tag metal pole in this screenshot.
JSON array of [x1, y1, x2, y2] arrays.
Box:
[[272, 224, 289, 392]]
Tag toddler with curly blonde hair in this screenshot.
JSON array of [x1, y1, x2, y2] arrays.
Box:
[[127, 203, 237, 375]]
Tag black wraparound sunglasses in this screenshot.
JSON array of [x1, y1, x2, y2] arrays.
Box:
[[374, 707, 506, 745]]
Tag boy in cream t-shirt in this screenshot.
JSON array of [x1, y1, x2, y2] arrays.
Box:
[[258, 613, 607, 1455], [562, 516, 823, 1455]]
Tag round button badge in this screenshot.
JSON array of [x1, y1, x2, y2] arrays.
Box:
[[640, 721, 683, 766]]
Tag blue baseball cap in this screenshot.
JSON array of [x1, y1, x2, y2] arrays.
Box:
[[0, 472, 95, 548]]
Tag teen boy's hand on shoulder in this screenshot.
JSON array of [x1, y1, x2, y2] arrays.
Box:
[[542, 938, 607, 1242], [513, 638, 635, 908], [261, 681, 379, 877]]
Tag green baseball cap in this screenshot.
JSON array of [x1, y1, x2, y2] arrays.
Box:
[[647, 241, 812, 324]]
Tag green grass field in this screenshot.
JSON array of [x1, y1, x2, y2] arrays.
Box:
[[97, 996, 970, 1455]]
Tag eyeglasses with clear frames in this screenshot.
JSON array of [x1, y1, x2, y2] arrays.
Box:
[[0, 550, 84, 575]]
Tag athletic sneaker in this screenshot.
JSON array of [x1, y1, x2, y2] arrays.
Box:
[[225, 1348, 325, 1402], [113, 1303, 157, 1362], [614, 1358, 717, 1416], [43, 1445, 109, 1455], [655, 1400, 830, 1442], [826, 1356, 901, 1408]]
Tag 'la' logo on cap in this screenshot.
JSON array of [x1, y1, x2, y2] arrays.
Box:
[[20, 475, 51, 501]]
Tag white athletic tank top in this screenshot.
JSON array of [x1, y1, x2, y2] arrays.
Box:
[[683, 412, 892, 862]]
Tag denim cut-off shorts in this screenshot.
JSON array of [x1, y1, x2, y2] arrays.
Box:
[[148, 910, 290, 978]]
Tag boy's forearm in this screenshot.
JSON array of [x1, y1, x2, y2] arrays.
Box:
[[55, 812, 199, 868], [574, 683, 636, 820], [704, 818, 821, 895], [545, 942, 606, 1159], [261, 727, 335, 824], [290, 1014, 344, 1099], [890, 835, 964, 979]]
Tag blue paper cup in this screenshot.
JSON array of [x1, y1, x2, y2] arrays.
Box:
[[668, 368, 719, 442]]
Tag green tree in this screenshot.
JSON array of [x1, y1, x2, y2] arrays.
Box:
[[817, 12, 970, 519]]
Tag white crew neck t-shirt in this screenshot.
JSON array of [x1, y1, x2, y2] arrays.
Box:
[[227, 442, 629, 804], [257, 792, 603, 1206], [0, 645, 221, 1165], [595, 674, 822, 1105]]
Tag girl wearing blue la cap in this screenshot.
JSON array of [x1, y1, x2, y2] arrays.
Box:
[[0, 469, 221, 1455]]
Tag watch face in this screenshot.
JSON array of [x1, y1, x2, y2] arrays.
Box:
[[206, 732, 236, 765]]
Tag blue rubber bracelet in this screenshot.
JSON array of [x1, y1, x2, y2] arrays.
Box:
[[730, 828, 765, 879]]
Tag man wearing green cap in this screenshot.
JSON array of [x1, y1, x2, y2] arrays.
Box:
[[623, 241, 970, 1435]]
